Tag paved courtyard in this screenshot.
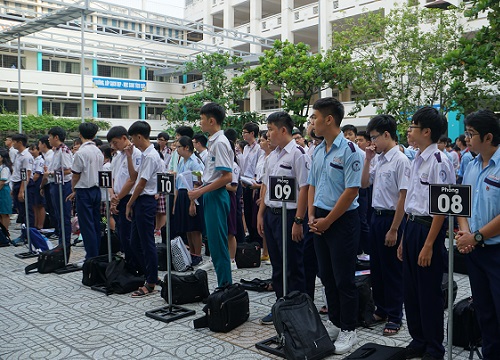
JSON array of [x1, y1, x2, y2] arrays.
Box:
[[0, 223, 477, 360]]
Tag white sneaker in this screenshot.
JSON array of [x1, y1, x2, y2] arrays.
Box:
[[334, 330, 357, 355], [325, 320, 340, 341], [231, 260, 237, 271], [198, 260, 214, 271]]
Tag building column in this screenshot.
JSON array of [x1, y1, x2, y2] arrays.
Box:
[[447, 110, 464, 141], [223, 1, 235, 48], [203, 1, 213, 44], [249, 0, 263, 113], [37, 52, 43, 71], [281, 0, 294, 42], [92, 59, 98, 76], [140, 65, 146, 80], [37, 97, 42, 115], [140, 102, 146, 120], [93, 100, 98, 118]]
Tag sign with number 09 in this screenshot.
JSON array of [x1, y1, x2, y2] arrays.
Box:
[[429, 184, 471, 217], [157, 173, 175, 195], [269, 176, 296, 202]]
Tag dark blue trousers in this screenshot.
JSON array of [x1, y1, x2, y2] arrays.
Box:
[[466, 244, 500, 359], [403, 220, 445, 359], [43, 184, 59, 235], [243, 186, 261, 245], [130, 195, 157, 284], [358, 188, 370, 255], [50, 182, 72, 247], [75, 187, 101, 259], [314, 208, 360, 331], [12, 181, 35, 228], [370, 213, 405, 324], [115, 195, 138, 270], [303, 229, 318, 300], [264, 208, 306, 300], [235, 184, 245, 243]]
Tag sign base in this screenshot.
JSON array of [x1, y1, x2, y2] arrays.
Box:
[[145, 305, 195, 323], [15, 251, 38, 259], [53, 264, 82, 274], [255, 336, 286, 358]]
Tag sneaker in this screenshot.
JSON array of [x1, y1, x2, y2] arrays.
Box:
[[231, 260, 237, 271], [334, 330, 357, 355], [74, 260, 85, 269], [10, 236, 24, 247], [325, 320, 340, 341], [198, 260, 214, 271], [261, 254, 270, 261], [191, 255, 203, 267], [259, 313, 273, 325]]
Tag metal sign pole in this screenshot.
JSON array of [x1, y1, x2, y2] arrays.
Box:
[[58, 171, 68, 265], [165, 193, 173, 307], [105, 189, 112, 263], [23, 170, 31, 250], [282, 200, 288, 296], [447, 215, 454, 360]]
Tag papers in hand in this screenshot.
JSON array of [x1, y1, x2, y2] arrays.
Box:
[[178, 171, 199, 205], [240, 176, 257, 186]]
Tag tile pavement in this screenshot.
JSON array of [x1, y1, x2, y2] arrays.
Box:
[[0, 224, 478, 359]]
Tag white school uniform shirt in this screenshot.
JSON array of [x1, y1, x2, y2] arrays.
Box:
[[9, 146, 17, 163], [368, 145, 411, 211], [255, 153, 267, 183], [263, 139, 310, 210], [49, 144, 73, 184], [0, 165, 11, 189], [137, 144, 164, 196], [199, 149, 208, 164], [404, 144, 455, 216], [11, 148, 34, 182], [202, 130, 233, 185], [112, 147, 142, 195], [43, 149, 55, 183], [72, 141, 104, 189], [32, 155, 45, 177], [241, 140, 263, 178], [231, 162, 240, 185]]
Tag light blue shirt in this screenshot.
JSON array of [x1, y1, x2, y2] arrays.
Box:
[[307, 134, 363, 211], [462, 147, 500, 245], [458, 149, 473, 177], [176, 153, 205, 190]]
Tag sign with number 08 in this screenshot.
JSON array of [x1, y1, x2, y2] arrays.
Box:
[[157, 173, 175, 194], [429, 184, 471, 217], [269, 176, 296, 202]]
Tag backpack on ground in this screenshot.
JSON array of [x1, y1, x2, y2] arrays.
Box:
[[99, 229, 120, 256], [235, 242, 261, 268], [452, 297, 482, 351], [442, 273, 458, 309], [171, 236, 192, 272], [21, 226, 53, 253], [342, 343, 406, 360], [355, 274, 375, 327], [105, 257, 144, 294], [272, 291, 335, 360], [193, 283, 249, 333], [82, 254, 121, 286], [0, 222, 10, 247], [25, 245, 69, 274], [161, 269, 209, 304]]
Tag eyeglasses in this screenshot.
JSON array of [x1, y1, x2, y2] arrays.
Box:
[[408, 125, 421, 131], [370, 133, 382, 141], [241, 131, 249, 134], [464, 131, 480, 139]]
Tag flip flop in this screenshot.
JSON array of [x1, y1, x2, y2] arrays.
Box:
[[131, 283, 158, 298], [383, 321, 402, 336], [372, 314, 387, 325]]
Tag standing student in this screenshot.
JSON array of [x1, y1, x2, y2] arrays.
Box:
[[193, 134, 208, 164], [157, 132, 171, 167], [125, 121, 164, 297], [28, 144, 46, 229], [11, 134, 35, 228], [188, 102, 233, 288], [0, 150, 13, 230], [361, 114, 410, 336], [39, 135, 58, 234], [4, 136, 17, 163], [225, 140, 240, 269], [456, 134, 473, 184], [256, 111, 310, 325], [398, 106, 455, 360], [456, 110, 500, 360], [307, 97, 363, 355], [67, 123, 103, 260]]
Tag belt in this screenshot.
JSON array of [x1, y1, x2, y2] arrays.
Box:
[[407, 214, 433, 227], [267, 207, 295, 215], [374, 209, 395, 216]]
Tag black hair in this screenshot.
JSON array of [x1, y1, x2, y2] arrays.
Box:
[[238, 140, 248, 151], [243, 122, 260, 138], [200, 102, 225, 125], [341, 124, 358, 136], [128, 121, 151, 139], [267, 111, 294, 135], [79, 122, 99, 140], [153, 143, 164, 160], [259, 130, 268, 138], [312, 97, 345, 127], [193, 133, 208, 147], [438, 135, 449, 144], [176, 126, 194, 138], [292, 129, 302, 136], [178, 136, 194, 153], [464, 109, 500, 147], [107, 126, 129, 142], [457, 134, 467, 147], [0, 149, 13, 173], [357, 130, 371, 142], [411, 106, 447, 143], [99, 144, 113, 161], [29, 143, 39, 151], [157, 132, 170, 141], [93, 138, 103, 146], [366, 114, 398, 141], [48, 127, 66, 143], [11, 134, 28, 147], [73, 138, 82, 145], [224, 128, 238, 143], [38, 135, 50, 149], [228, 140, 238, 164]]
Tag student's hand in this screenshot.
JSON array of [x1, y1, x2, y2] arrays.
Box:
[[257, 213, 265, 238], [110, 203, 118, 215], [397, 242, 403, 261], [310, 217, 330, 235], [291, 223, 303, 242], [124, 144, 134, 157], [455, 231, 475, 254], [66, 192, 76, 202], [188, 188, 202, 201], [39, 188, 44, 196], [126, 202, 133, 221], [189, 202, 197, 217], [308, 215, 316, 228], [385, 229, 398, 247], [110, 194, 120, 206], [18, 191, 25, 202], [418, 244, 433, 267], [365, 145, 376, 161], [256, 197, 261, 206]]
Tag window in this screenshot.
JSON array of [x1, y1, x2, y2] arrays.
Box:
[[262, 98, 280, 110], [97, 65, 129, 78], [0, 99, 26, 114], [42, 102, 79, 117], [42, 59, 80, 74], [1, 54, 25, 69], [146, 106, 166, 120], [97, 104, 128, 118]]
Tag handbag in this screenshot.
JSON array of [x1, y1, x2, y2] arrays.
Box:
[[160, 269, 209, 304], [171, 236, 192, 272], [25, 245, 69, 274], [105, 258, 144, 294]]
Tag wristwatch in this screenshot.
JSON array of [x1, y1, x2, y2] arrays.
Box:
[[293, 217, 304, 225], [473, 230, 485, 247]]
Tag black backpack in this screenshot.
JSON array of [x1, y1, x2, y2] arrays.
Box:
[[343, 343, 406, 360], [0, 222, 10, 247], [82, 254, 121, 287], [161, 269, 209, 304], [355, 275, 375, 327], [452, 297, 482, 350], [105, 257, 144, 294], [272, 291, 335, 360], [235, 242, 261, 268], [25, 245, 69, 274]]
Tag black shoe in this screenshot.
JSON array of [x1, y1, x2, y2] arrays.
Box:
[[405, 347, 425, 359], [422, 353, 443, 360]]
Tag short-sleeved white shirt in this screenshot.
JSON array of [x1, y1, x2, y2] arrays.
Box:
[[11, 148, 34, 182], [137, 144, 165, 196], [241, 140, 264, 178], [112, 148, 142, 194], [369, 145, 411, 210], [199, 149, 208, 164], [49, 144, 73, 183], [72, 141, 104, 189], [202, 131, 233, 185], [264, 139, 310, 210], [43, 149, 54, 183], [231, 162, 240, 185], [0, 165, 11, 183], [32, 155, 45, 177], [9, 146, 17, 163]]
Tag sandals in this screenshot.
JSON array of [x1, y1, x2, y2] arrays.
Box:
[[319, 306, 328, 315], [131, 283, 158, 298], [383, 321, 402, 336], [371, 314, 387, 325]]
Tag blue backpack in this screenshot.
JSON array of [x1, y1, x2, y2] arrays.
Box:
[[21, 226, 53, 252]]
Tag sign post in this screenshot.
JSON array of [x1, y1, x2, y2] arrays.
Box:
[[429, 184, 471, 360], [145, 173, 195, 323], [99, 171, 113, 263], [15, 168, 37, 259]]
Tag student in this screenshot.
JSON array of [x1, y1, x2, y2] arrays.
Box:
[[256, 111, 310, 325], [193, 134, 208, 164], [292, 129, 309, 152], [188, 102, 233, 288], [107, 126, 142, 271], [456, 134, 473, 184], [11, 134, 35, 228], [157, 132, 171, 167], [398, 106, 455, 360], [342, 124, 357, 142], [28, 144, 46, 229], [167, 126, 194, 173], [72, 138, 82, 156], [355, 131, 371, 151], [361, 114, 411, 336], [0, 149, 13, 230], [437, 136, 453, 163], [125, 121, 164, 297], [38, 135, 58, 234], [67, 123, 103, 260], [456, 110, 500, 360], [174, 136, 205, 266], [307, 97, 363, 354], [225, 140, 240, 269], [4, 135, 17, 163]]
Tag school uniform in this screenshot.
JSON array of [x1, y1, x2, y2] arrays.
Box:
[[202, 130, 233, 287], [0, 165, 12, 215], [31, 155, 45, 207], [42, 149, 58, 233], [403, 144, 455, 359], [11, 148, 35, 227], [227, 161, 240, 236], [457, 148, 473, 184], [367, 145, 411, 325], [130, 144, 164, 285], [263, 139, 310, 300], [462, 147, 500, 359], [199, 149, 208, 164], [307, 135, 363, 331], [49, 144, 73, 247], [72, 141, 103, 259]]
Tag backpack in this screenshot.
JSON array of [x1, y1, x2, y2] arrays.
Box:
[[25, 245, 69, 274], [452, 297, 482, 350], [272, 291, 335, 360], [343, 343, 406, 360], [105, 258, 144, 294], [82, 254, 121, 287], [171, 236, 192, 272], [0, 222, 10, 247], [160, 269, 209, 304], [235, 242, 261, 268], [355, 275, 375, 327], [21, 226, 53, 253]]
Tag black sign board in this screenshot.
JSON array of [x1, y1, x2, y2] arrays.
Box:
[[54, 170, 63, 185], [20, 168, 27, 181], [429, 184, 472, 217], [157, 173, 175, 195], [269, 176, 297, 202], [98, 171, 112, 188]]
